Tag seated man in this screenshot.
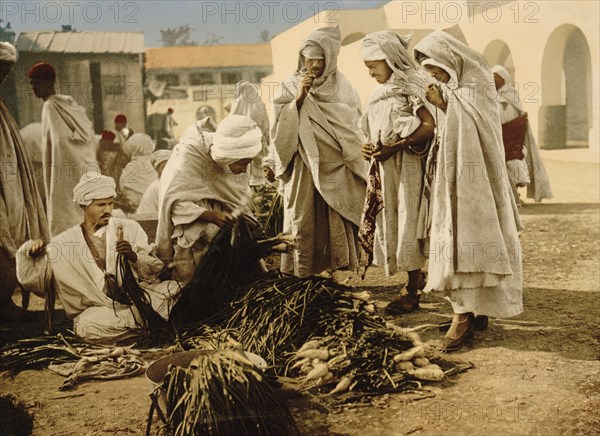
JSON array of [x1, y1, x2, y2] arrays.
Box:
[[16, 173, 180, 341], [156, 115, 262, 285]]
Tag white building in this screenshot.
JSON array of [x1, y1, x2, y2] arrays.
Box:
[[264, 1, 599, 152]]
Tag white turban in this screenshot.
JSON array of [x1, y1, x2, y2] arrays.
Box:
[[151, 149, 172, 169], [301, 42, 325, 60], [73, 172, 117, 206], [491, 64, 511, 86], [0, 42, 17, 64], [210, 115, 262, 165], [360, 38, 386, 62]]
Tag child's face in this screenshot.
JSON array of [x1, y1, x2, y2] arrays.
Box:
[[364, 60, 393, 84]]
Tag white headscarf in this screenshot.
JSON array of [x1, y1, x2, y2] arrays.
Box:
[[0, 42, 17, 63], [73, 173, 116, 206], [301, 41, 325, 60], [360, 39, 387, 62], [491, 65, 511, 90], [210, 115, 262, 165], [151, 149, 172, 170]]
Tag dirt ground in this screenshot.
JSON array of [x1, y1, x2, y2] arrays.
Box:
[[1, 156, 599, 436]]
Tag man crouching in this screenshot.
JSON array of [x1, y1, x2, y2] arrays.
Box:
[[16, 173, 180, 341]]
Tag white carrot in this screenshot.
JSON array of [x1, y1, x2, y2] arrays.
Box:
[[329, 376, 352, 395], [393, 346, 424, 362]]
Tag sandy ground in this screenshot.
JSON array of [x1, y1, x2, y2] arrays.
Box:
[[1, 154, 599, 435]]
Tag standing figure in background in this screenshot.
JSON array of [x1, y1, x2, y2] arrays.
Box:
[[118, 133, 158, 213], [271, 26, 367, 277], [136, 149, 172, 217], [112, 114, 134, 186], [492, 65, 553, 204], [164, 108, 177, 139], [114, 114, 134, 142], [228, 81, 270, 187], [96, 130, 120, 182], [414, 30, 522, 352], [0, 43, 49, 320], [29, 62, 98, 236], [358, 31, 435, 313]]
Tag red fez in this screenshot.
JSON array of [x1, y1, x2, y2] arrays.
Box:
[[114, 114, 127, 124], [167, 108, 174, 114], [28, 62, 56, 83], [101, 130, 116, 141]]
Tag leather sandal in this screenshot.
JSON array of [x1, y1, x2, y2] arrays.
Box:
[[440, 314, 475, 353], [438, 315, 489, 332]]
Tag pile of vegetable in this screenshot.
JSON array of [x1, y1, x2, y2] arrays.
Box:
[[207, 275, 451, 395]]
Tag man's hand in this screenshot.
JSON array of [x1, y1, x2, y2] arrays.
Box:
[[116, 240, 137, 263], [202, 211, 236, 230], [263, 166, 276, 183], [425, 84, 447, 112], [361, 143, 378, 160], [296, 73, 315, 109], [28, 240, 46, 258]]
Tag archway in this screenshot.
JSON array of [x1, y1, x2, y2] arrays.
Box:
[[540, 24, 591, 148], [483, 39, 514, 79]]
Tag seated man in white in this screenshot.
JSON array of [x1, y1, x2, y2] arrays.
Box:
[[16, 173, 180, 341]]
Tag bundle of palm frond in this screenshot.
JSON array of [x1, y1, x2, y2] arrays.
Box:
[[0, 333, 96, 375], [160, 349, 299, 436], [251, 184, 283, 237], [168, 219, 294, 326], [115, 253, 175, 345], [264, 191, 283, 237]]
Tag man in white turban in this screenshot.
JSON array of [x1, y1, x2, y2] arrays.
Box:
[[16, 173, 180, 340], [157, 115, 262, 284], [1, 42, 49, 321], [136, 149, 173, 216]]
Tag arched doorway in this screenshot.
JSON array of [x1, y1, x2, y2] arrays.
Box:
[[483, 39, 514, 79], [540, 25, 592, 149]]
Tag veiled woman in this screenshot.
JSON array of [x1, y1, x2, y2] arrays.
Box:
[[414, 30, 523, 352], [358, 30, 436, 313]]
